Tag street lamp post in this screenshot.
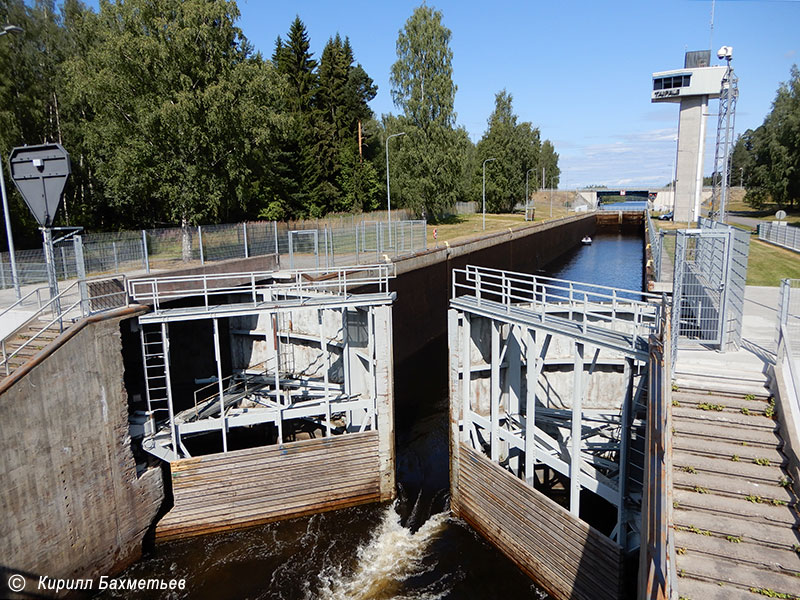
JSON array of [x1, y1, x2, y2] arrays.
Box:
[[525, 168, 534, 221], [0, 24, 23, 299], [482, 158, 496, 231], [385, 131, 406, 246], [550, 177, 557, 217], [739, 167, 744, 188]]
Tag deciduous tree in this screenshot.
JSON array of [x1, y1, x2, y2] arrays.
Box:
[[388, 4, 465, 219]]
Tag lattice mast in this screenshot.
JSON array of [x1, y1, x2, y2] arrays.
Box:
[[710, 47, 738, 223]]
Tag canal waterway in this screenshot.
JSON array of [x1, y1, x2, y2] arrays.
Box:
[[99, 229, 643, 600]]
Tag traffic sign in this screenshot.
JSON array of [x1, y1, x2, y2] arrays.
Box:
[[8, 143, 71, 227]]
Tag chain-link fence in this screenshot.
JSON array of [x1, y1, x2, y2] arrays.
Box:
[[0, 210, 426, 291]]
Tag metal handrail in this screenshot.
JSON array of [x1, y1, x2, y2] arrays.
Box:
[[1, 293, 80, 376], [460, 264, 661, 302], [640, 303, 676, 600], [1, 274, 129, 376], [452, 265, 661, 346], [778, 323, 800, 403], [128, 264, 395, 311], [0, 286, 47, 321], [646, 211, 663, 282]]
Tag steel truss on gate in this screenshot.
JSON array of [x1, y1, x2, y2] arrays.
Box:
[[128, 265, 396, 463], [450, 265, 664, 550]]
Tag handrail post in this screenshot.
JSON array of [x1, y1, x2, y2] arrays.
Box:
[[141, 230, 150, 273], [583, 293, 588, 334], [198, 225, 205, 265]]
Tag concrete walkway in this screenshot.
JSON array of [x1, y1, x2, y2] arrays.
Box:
[[671, 286, 800, 598]]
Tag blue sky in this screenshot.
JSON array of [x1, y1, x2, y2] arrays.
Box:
[[235, 0, 798, 189]]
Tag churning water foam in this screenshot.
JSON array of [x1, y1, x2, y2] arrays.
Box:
[[310, 504, 450, 600]]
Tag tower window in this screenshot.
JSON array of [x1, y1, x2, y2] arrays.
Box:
[[653, 75, 692, 91]]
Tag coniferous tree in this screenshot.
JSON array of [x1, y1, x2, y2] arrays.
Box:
[[474, 90, 541, 213], [273, 17, 321, 216], [317, 34, 379, 213], [540, 140, 560, 190]]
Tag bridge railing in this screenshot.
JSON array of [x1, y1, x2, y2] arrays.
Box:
[[452, 265, 662, 343], [639, 300, 676, 600], [128, 264, 395, 312]]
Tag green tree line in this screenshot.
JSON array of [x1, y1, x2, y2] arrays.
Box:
[[732, 65, 800, 210], [0, 1, 559, 249]]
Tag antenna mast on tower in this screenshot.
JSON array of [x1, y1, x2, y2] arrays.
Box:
[[709, 46, 738, 223]]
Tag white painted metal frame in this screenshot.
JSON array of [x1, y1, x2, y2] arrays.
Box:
[[129, 264, 395, 312], [137, 268, 392, 463], [451, 265, 659, 550], [288, 229, 319, 270]]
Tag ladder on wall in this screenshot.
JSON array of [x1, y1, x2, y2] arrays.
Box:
[[139, 322, 172, 427]]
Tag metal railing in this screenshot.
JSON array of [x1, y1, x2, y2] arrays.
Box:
[[1, 274, 128, 375], [452, 265, 662, 347], [0, 213, 426, 291], [777, 279, 800, 408], [639, 307, 676, 600], [129, 264, 395, 312], [646, 212, 663, 281], [759, 221, 800, 253]]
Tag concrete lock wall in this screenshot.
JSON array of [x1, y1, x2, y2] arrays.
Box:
[[0, 312, 164, 593]]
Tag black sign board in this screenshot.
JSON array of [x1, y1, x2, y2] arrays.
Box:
[[8, 143, 71, 227]]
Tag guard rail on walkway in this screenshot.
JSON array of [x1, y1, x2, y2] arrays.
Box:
[[129, 264, 395, 313], [639, 307, 676, 600], [777, 278, 800, 411], [452, 265, 662, 352], [1, 274, 128, 376], [646, 212, 663, 281]]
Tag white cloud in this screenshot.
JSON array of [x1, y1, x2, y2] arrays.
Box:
[[559, 127, 679, 187]]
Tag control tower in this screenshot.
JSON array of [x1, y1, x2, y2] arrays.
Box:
[[652, 51, 726, 223]]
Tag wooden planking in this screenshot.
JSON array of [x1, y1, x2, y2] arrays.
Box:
[[455, 444, 622, 600], [156, 431, 381, 541]]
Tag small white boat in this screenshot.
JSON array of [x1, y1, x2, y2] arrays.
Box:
[[581, 236, 592, 245]]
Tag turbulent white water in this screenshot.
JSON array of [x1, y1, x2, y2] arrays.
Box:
[[310, 505, 450, 600]]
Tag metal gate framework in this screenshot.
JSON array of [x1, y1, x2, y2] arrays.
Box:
[[449, 265, 664, 552], [671, 220, 750, 364]]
